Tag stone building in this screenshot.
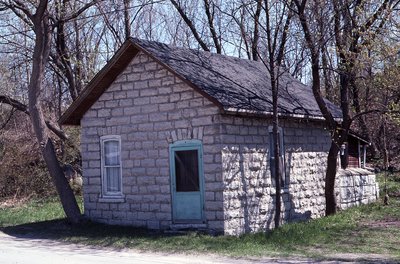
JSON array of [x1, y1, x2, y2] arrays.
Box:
[[60, 38, 379, 235]]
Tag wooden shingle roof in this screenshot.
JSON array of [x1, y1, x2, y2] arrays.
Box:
[[59, 38, 342, 125]]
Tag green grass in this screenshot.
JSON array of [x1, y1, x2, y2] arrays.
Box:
[[0, 197, 66, 227], [379, 171, 400, 198], [0, 196, 84, 227], [0, 175, 399, 261]]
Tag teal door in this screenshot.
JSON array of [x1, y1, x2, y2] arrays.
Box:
[[170, 140, 204, 222]]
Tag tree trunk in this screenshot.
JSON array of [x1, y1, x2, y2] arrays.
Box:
[[321, 48, 334, 101], [271, 70, 281, 229], [263, 0, 294, 228], [295, 0, 340, 216], [273, 121, 281, 228], [123, 0, 131, 39], [251, 0, 262, 61], [29, 0, 81, 224], [43, 139, 82, 222], [325, 140, 339, 215]]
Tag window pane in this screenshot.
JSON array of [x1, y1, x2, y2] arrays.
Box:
[[106, 167, 121, 192], [104, 140, 120, 166], [175, 150, 199, 192]]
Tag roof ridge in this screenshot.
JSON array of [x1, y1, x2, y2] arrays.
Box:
[[128, 37, 267, 65]]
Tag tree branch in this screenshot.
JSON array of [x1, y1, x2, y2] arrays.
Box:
[[58, 0, 99, 23], [294, 0, 336, 129], [351, 109, 400, 122], [0, 95, 69, 140], [0, 1, 33, 27], [10, 0, 33, 19], [170, 0, 210, 52], [251, 0, 262, 61], [45, 120, 68, 141], [0, 95, 29, 114], [203, 0, 221, 53], [0, 107, 16, 130]]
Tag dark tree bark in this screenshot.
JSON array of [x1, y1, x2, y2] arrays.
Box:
[[73, 18, 83, 95], [238, 9, 251, 60], [251, 0, 262, 61], [123, 0, 131, 39], [321, 49, 334, 101], [325, 140, 339, 215], [203, 0, 221, 53], [55, 18, 78, 100]]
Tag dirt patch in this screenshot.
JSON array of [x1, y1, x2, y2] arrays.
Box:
[[0, 196, 32, 209], [326, 253, 396, 263], [389, 191, 400, 197], [362, 217, 400, 228]]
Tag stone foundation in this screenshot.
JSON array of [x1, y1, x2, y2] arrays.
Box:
[[337, 168, 379, 209]]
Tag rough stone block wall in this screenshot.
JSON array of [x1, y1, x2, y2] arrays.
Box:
[[220, 116, 332, 235], [80, 51, 224, 232], [220, 113, 379, 235], [79, 50, 379, 236], [337, 169, 379, 209]]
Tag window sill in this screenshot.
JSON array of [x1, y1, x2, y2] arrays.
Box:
[[98, 196, 125, 203]]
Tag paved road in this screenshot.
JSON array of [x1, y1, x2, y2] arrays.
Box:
[[0, 231, 236, 264], [0, 231, 317, 264], [0, 231, 392, 264]]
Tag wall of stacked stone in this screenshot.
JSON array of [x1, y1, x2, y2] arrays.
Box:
[[219, 116, 332, 235], [79, 50, 379, 236], [80, 51, 225, 232], [337, 169, 379, 209]]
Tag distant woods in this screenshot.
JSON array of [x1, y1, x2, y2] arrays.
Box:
[[0, 0, 399, 201]]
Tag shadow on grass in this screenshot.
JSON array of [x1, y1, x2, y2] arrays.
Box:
[[1, 219, 398, 264], [1, 218, 164, 243], [0, 219, 237, 253]]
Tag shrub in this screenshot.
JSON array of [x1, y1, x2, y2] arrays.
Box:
[[0, 114, 81, 200]]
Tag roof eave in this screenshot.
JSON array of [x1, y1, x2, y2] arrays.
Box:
[[349, 131, 370, 145], [224, 107, 343, 122]]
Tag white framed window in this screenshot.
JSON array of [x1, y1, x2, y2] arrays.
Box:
[[100, 135, 123, 198], [268, 126, 286, 187]]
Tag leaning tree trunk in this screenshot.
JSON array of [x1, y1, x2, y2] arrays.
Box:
[[29, 0, 81, 224]]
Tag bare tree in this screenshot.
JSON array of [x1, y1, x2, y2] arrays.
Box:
[[169, 0, 222, 52], [221, 0, 263, 60], [257, 0, 294, 228], [0, 0, 98, 223], [293, 0, 400, 215]]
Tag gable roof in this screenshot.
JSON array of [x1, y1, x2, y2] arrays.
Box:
[[59, 37, 342, 125]]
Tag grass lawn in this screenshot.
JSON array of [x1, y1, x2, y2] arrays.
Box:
[[1, 173, 399, 262]]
